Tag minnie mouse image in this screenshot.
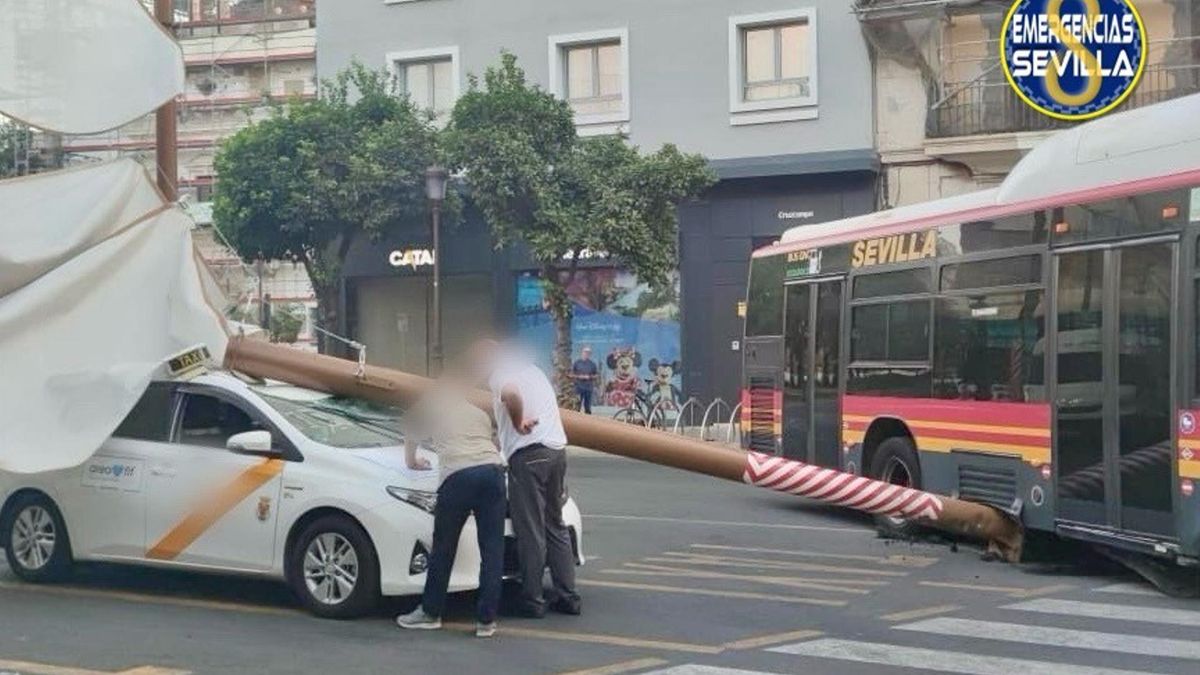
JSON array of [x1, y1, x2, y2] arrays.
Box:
[[604, 347, 642, 408], [647, 358, 682, 410]]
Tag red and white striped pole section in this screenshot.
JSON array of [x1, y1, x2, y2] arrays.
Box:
[[224, 337, 1025, 562]]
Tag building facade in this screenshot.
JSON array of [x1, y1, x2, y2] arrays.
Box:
[[319, 0, 878, 405], [45, 1, 321, 346], [858, 0, 1200, 208]]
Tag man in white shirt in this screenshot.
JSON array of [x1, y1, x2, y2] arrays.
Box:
[[484, 341, 581, 617]]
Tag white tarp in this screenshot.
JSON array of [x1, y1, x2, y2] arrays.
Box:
[[0, 0, 184, 134], [0, 159, 228, 473]]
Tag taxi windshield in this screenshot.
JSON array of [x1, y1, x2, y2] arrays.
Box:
[[253, 387, 403, 449]]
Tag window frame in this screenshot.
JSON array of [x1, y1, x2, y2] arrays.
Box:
[[171, 385, 302, 462], [848, 260, 934, 367], [385, 46, 460, 123], [548, 27, 631, 135], [728, 8, 819, 126]]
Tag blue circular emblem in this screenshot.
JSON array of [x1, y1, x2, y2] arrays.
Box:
[[1002, 0, 1146, 121]]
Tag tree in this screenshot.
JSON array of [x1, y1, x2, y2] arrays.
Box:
[[444, 53, 715, 403], [213, 62, 443, 352]]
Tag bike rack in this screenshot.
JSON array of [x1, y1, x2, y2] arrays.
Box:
[[699, 398, 730, 442], [725, 402, 743, 445], [669, 397, 703, 435]]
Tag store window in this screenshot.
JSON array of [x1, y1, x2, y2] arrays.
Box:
[[515, 269, 681, 412]]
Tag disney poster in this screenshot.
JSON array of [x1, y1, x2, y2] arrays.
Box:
[[515, 269, 682, 412]]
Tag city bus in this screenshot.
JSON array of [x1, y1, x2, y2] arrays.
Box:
[[741, 93, 1200, 565]]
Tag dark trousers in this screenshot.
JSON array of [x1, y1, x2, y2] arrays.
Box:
[[576, 387, 593, 414], [421, 463, 506, 624], [508, 444, 579, 611]]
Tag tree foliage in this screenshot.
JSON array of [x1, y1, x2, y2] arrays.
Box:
[[212, 62, 443, 345], [444, 53, 715, 400]]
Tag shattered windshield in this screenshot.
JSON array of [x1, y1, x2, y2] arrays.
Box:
[[253, 387, 403, 448]]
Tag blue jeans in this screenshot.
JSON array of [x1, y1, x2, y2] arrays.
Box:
[[576, 386, 593, 414], [421, 463, 506, 623]]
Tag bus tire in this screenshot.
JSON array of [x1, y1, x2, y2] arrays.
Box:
[[868, 436, 925, 539]]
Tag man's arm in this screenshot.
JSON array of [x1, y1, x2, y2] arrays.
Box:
[[501, 384, 538, 434], [404, 436, 431, 470]]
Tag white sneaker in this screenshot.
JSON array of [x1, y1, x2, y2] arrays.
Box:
[[396, 607, 442, 630], [475, 621, 497, 638]]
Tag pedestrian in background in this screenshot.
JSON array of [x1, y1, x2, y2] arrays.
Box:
[[395, 360, 506, 638], [480, 339, 582, 617], [571, 345, 598, 414]]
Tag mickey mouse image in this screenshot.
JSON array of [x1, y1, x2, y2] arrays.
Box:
[[604, 347, 642, 408], [647, 358, 682, 410]]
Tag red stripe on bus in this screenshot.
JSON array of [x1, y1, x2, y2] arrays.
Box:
[[842, 395, 1050, 428], [753, 166, 1200, 258]]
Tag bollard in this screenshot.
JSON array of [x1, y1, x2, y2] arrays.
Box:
[[224, 336, 1024, 561]]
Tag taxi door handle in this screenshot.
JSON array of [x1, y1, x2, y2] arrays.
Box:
[[150, 465, 176, 477]]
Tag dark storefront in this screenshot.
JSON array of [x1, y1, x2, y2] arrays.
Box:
[[341, 150, 876, 406], [679, 150, 878, 406]]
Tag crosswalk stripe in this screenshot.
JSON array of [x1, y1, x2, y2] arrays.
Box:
[[767, 638, 1160, 675], [1092, 582, 1162, 597], [896, 616, 1200, 659], [639, 667, 778, 675], [1005, 598, 1200, 627]]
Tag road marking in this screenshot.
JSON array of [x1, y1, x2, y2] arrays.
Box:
[[0, 660, 189, 675], [1092, 582, 1161, 597], [720, 629, 822, 650], [1006, 598, 1200, 627], [638, 662, 777, 667], [146, 458, 284, 560], [767, 638, 1160, 675], [0, 580, 297, 617], [577, 579, 847, 607], [583, 514, 871, 534], [689, 543, 939, 568], [879, 604, 961, 622], [918, 581, 1073, 597], [897, 616, 1200, 659], [650, 553, 907, 577], [557, 658, 670, 675], [610, 562, 880, 594], [445, 623, 722, 654]]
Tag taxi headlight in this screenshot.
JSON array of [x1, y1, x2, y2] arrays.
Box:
[[387, 486, 437, 513]]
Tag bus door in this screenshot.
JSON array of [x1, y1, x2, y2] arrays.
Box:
[[782, 279, 843, 466], [1052, 239, 1176, 537]]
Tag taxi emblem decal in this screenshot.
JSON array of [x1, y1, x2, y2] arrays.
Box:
[[257, 496, 272, 522]]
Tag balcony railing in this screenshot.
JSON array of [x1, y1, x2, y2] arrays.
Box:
[[929, 63, 1200, 138]]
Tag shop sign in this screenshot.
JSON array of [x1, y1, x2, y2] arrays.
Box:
[[777, 210, 815, 221], [388, 248, 435, 270]]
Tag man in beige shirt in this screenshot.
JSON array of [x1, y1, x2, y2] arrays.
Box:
[[396, 376, 505, 638]]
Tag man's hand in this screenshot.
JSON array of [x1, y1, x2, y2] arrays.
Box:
[[517, 418, 539, 435], [407, 456, 432, 471]]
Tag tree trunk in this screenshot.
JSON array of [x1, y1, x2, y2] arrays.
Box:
[[311, 279, 342, 358], [542, 274, 578, 408]]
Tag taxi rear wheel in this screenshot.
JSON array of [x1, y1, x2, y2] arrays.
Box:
[[287, 515, 379, 619], [2, 493, 73, 582]]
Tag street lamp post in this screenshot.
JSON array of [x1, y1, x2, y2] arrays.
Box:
[[425, 165, 449, 374]]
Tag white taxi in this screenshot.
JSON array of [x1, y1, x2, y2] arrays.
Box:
[[0, 370, 584, 618]]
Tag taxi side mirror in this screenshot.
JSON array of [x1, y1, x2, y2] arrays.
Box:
[[227, 430, 275, 456]]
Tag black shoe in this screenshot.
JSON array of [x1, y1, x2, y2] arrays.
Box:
[[549, 597, 582, 616], [514, 603, 546, 619]]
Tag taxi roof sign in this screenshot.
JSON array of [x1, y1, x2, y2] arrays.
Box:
[[164, 345, 212, 380]]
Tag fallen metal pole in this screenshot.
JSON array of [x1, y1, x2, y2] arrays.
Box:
[[224, 337, 1024, 561]]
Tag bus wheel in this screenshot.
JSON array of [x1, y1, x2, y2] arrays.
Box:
[[869, 436, 925, 539]]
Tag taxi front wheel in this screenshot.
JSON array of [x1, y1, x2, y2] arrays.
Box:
[[2, 493, 73, 582], [287, 515, 380, 619]]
